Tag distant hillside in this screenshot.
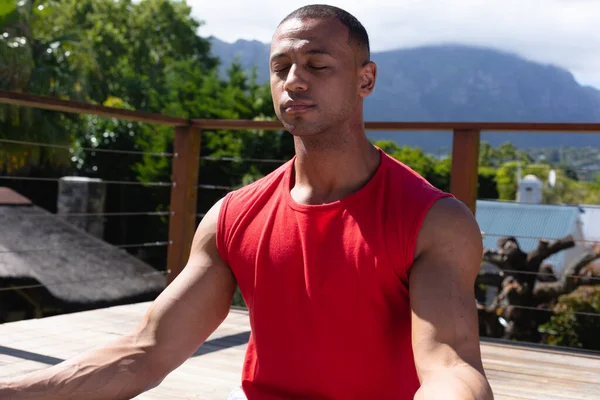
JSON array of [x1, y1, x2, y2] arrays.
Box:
[[210, 38, 271, 83], [208, 38, 600, 152]]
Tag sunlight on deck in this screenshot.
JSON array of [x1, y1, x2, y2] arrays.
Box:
[[1, 302, 599, 399]]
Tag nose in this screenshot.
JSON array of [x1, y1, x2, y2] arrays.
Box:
[[283, 64, 308, 93]]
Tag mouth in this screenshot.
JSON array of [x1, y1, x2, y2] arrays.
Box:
[[282, 102, 316, 114]]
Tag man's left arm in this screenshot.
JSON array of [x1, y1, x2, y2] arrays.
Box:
[[409, 197, 494, 400]]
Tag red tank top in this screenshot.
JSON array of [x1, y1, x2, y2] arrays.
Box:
[[216, 148, 452, 400]]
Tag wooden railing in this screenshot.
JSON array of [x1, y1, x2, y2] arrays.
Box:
[[3, 90, 600, 284]]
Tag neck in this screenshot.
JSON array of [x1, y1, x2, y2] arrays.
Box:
[[290, 124, 381, 205]]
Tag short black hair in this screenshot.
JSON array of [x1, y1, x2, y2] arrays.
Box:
[[278, 4, 370, 64]]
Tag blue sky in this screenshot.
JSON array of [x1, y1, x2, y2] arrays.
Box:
[[189, 0, 600, 89]]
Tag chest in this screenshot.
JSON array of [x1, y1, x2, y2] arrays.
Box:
[[228, 205, 408, 310]]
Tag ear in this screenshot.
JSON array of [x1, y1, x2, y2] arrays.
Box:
[[359, 61, 377, 98]]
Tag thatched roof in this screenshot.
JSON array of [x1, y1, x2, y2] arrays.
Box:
[[0, 188, 165, 305]]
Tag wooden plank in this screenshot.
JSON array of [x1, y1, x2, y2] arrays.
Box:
[[193, 118, 283, 130], [1, 302, 599, 399], [193, 118, 600, 132], [0, 90, 188, 127], [481, 344, 600, 372], [482, 337, 600, 359], [364, 121, 600, 132], [484, 357, 600, 385], [450, 129, 480, 213], [486, 372, 599, 400], [166, 126, 202, 284]]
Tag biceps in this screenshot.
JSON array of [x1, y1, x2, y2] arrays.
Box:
[[408, 251, 483, 377], [132, 200, 237, 374], [156, 259, 236, 342], [134, 260, 237, 376]]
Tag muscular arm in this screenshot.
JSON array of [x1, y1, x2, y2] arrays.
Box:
[[410, 198, 493, 400], [0, 199, 237, 400]]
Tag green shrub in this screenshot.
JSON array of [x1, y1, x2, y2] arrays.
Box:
[[539, 286, 600, 350]]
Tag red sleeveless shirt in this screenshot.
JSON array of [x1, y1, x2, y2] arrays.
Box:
[[216, 148, 452, 399]]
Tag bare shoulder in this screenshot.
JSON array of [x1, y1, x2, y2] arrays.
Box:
[[188, 197, 226, 262], [414, 197, 482, 270]]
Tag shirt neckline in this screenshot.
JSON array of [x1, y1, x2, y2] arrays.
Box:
[[283, 147, 388, 213]]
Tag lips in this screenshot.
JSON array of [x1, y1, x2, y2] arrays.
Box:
[[282, 101, 316, 113]]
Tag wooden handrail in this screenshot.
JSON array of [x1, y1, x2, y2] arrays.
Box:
[[191, 118, 600, 132], [0, 90, 189, 127], [363, 121, 600, 132]]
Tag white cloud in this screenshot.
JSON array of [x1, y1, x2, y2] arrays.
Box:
[[190, 0, 600, 89]]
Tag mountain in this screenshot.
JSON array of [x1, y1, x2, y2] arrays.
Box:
[[209, 38, 271, 83], [208, 38, 600, 152]]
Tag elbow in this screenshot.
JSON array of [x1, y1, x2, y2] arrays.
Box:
[[116, 332, 167, 395], [416, 364, 493, 400]]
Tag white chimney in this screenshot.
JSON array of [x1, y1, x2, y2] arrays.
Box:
[[57, 177, 106, 238], [516, 174, 543, 204]]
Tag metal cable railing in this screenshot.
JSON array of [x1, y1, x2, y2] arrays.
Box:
[[506, 304, 600, 319], [0, 175, 173, 187], [2, 128, 599, 350], [0, 138, 174, 157], [201, 155, 287, 164], [493, 268, 600, 283], [0, 211, 171, 218], [0, 270, 169, 293], [482, 232, 600, 245], [0, 240, 170, 254]]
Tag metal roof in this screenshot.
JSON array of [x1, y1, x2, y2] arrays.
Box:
[[0, 189, 164, 304], [476, 200, 581, 269]]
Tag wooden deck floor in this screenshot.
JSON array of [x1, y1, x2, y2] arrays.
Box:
[[1, 302, 599, 399]]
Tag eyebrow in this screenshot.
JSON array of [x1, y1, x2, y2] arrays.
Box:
[[270, 48, 332, 62]]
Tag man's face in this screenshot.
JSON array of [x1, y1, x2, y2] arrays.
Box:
[[269, 17, 372, 136]]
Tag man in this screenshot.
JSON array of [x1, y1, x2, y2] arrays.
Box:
[[0, 5, 493, 400]]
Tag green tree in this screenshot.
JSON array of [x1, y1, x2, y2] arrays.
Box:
[[479, 141, 496, 167], [1, 0, 85, 173], [540, 286, 600, 350], [477, 166, 498, 199], [478, 141, 532, 168], [374, 141, 436, 177]]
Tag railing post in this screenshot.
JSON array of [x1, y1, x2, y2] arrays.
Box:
[[166, 126, 201, 285], [450, 129, 480, 214]]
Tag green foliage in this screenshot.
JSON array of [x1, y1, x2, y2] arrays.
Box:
[[479, 141, 532, 167], [539, 286, 600, 350], [1, 0, 92, 171], [232, 287, 246, 308], [374, 140, 496, 197], [528, 146, 600, 174], [376, 141, 436, 176], [543, 173, 600, 205], [477, 166, 498, 199]]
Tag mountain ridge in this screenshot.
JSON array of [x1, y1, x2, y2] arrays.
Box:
[[208, 38, 600, 151]]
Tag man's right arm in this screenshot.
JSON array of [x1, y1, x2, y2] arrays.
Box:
[[0, 198, 237, 400]]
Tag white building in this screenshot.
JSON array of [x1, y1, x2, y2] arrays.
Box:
[[516, 174, 543, 204]]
